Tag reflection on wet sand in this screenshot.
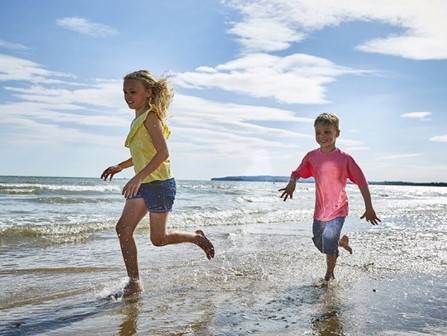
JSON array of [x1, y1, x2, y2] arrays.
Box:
[[118, 296, 141, 336], [311, 286, 345, 336], [117, 293, 217, 335]]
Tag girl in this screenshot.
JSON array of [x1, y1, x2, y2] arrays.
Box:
[[101, 70, 215, 296]]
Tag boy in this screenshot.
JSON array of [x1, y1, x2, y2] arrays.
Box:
[[279, 113, 380, 283]]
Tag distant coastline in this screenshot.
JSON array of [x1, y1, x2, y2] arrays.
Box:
[[211, 176, 447, 187]]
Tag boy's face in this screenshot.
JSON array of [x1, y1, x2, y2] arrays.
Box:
[[314, 123, 339, 152]]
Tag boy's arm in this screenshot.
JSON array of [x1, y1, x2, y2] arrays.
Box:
[[279, 176, 298, 201], [359, 186, 381, 225], [346, 154, 380, 224], [279, 153, 312, 202]]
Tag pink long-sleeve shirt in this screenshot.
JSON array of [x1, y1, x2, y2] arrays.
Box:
[[291, 148, 368, 221]]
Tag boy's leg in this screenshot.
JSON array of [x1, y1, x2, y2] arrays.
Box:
[[321, 217, 345, 281], [325, 254, 337, 281], [339, 235, 352, 254], [312, 219, 325, 253]]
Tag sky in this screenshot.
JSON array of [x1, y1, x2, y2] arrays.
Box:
[[0, 0, 446, 182]]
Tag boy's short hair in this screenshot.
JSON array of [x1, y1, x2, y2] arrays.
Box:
[[314, 113, 339, 130]]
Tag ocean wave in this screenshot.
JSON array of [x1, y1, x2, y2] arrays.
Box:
[[171, 208, 313, 229], [17, 196, 120, 205], [0, 183, 121, 195], [0, 208, 312, 245], [0, 220, 116, 245]]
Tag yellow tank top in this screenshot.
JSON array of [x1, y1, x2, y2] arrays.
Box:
[[124, 110, 172, 183]]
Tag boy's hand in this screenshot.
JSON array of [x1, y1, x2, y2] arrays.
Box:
[[278, 181, 296, 201], [360, 208, 381, 225]]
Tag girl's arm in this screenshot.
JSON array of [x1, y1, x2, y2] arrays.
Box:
[[359, 186, 381, 225], [101, 158, 133, 181], [117, 158, 134, 170], [122, 113, 169, 198]]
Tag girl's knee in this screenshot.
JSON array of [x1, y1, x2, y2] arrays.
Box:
[[150, 235, 166, 247], [116, 220, 132, 238]]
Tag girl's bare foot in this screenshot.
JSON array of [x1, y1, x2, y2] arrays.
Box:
[[339, 235, 353, 254], [123, 279, 144, 296], [195, 230, 215, 260]]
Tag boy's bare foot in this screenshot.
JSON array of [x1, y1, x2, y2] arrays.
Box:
[[339, 235, 353, 254], [195, 230, 215, 260], [324, 272, 335, 282], [123, 279, 144, 296]]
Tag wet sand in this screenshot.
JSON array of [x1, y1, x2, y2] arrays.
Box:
[[1, 220, 446, 335]]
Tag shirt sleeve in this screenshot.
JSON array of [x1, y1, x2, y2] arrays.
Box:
[[291, 153, 313, 179], [347, 155, 368, 188]]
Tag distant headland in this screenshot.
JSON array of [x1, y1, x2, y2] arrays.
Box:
[[211, 176, 447, 187]]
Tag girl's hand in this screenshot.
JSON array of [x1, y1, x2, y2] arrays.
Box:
[[101, 165, 122, 181], [122, 175, 143, 198], [278, 181, 296, 201], [360, 208, 381, 225]]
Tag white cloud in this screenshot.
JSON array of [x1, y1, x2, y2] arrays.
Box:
[[378, 153, 423, 160], [5, 82, 124, 109], [224, 0, 447, 60], [0, 116, 122, 146], [0, 39, 29, 50], [338, 138, 366, 147], [229, 17, 305, 52], [170, 93, 313, 154], [56, 17, 118, 37], [0, 101, 128, 127], [401, 111, 432, 120], [174, 53, 370, 104], [429, 135, 447, 142], [0, 54, 74, 84], [344, 146, 370, 152]]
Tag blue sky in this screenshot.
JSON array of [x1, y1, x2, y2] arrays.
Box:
[[1, 0, 446, 182]]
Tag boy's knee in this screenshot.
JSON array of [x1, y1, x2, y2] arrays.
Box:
[[322, 228, 338, 242], [321, 230, 339, 253]]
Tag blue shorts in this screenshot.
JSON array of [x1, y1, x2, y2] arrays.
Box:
[[312, 216, 345, 256], [127, 178, 176, 213]]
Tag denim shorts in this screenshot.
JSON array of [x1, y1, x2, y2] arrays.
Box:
[[312, 216, 345, 256], [127, 178, 176, 213]]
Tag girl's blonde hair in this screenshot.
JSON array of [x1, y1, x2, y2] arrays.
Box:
[[124, 70, 173, 120], [314, 113, 339, 130]]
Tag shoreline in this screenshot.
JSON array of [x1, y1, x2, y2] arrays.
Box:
[[210, 176, 447, 187]]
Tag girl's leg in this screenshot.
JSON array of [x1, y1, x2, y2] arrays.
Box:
[[116, 198, 148, 284], [149, 212, 215, 259]]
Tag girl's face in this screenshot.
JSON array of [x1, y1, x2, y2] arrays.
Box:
[[123, 79, 152, 113], [315, 123, 339, 152]]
